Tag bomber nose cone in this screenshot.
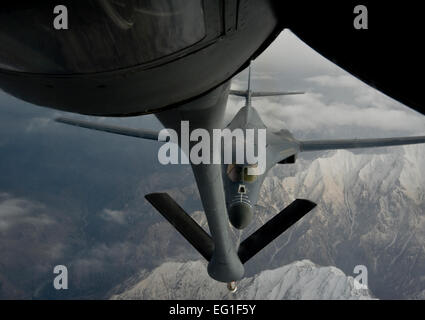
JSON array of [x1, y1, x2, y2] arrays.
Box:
[[228, 203, 253, 230]]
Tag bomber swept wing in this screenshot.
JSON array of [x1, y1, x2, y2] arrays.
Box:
[[55, 117, 165, 141], [56, 116, 425, 153], [298, 136, 425, 152]]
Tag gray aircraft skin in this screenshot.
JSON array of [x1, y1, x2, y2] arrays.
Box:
[[1, 1, 425, 289], [0, 0, 283, 116]]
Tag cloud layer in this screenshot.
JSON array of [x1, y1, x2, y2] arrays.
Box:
[[227, 30, 425, 139]]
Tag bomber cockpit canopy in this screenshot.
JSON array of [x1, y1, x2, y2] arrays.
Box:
[[226, 163, 259, 183]]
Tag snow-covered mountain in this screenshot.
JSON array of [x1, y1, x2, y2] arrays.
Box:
[[242, 145, 425, 299], [128, 145, 425, 299], [110, 260, 373, 300]]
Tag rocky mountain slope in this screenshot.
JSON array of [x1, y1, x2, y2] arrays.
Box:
[[242, 145, 425, 299], [127, 145, 425, 299], [110, 260, 373, 300]]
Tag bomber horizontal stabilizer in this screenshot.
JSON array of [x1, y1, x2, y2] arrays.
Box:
[[55, 117, 164, 141], [251, 91, 305, 97], [145, 193, 214, 261], [229, 90, 304, 98], [238, 199, 316, 264]]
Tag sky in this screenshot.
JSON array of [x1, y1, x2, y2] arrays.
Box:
[[0, 29, 425, 299], [227, 30, 425, 139]]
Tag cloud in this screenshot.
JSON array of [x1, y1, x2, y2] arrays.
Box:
[[70, 242, 136, 282], [227, 68, 425, 138], [252, 29, 336, 76], [259, 90, 425, 135], [307, 74, 363, 88], [306, 74, 416, 112], [226, 29, 425, 139], [101, 208, 127, 225], [0, 193, 54, 231]]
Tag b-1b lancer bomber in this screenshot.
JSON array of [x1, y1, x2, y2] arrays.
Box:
[[1, 1, 424, 291]]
